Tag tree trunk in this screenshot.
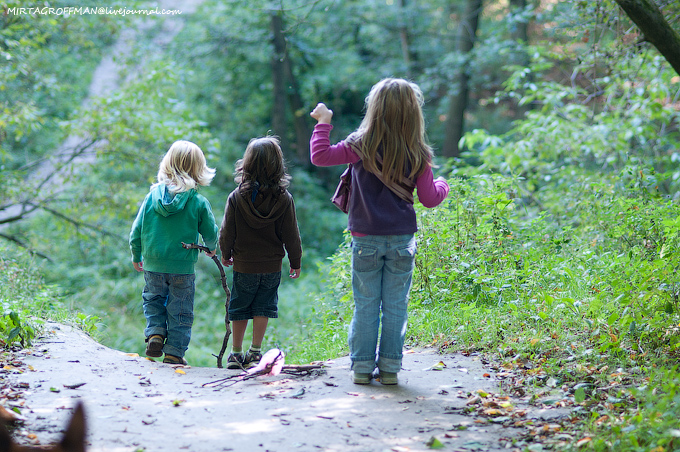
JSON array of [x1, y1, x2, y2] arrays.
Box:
[[271, 11, 311, 166], [443, 0, 483, 158], [282, 50, 311, 167], [270, 12, 291, 155], [614, 0, 680, 76], [399, 0, 416, 79], [509, 0, 532, 117]]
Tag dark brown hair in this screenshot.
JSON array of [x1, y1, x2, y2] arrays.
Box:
[[234, 136, 291, 196]]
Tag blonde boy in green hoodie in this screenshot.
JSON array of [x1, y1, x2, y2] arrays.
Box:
[[129, 141, 219, 365]]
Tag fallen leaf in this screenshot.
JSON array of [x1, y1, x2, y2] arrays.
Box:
[[63, 383, 86, 390], [125, 353, 140, 357], [576, 437, 592, 448], [425, 436, 444, 449], [428, 361, 447, 371], [175, 369, 186, 375]]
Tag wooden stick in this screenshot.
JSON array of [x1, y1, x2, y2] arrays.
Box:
[[181, 242, 232, 368]]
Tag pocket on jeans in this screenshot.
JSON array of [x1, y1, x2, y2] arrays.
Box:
[[394, 242, 416, 273], [352, 243, 378, 272]]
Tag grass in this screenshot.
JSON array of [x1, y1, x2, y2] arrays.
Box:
[[295, 174, 680, 452]]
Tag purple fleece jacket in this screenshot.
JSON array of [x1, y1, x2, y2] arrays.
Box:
[[310, 123, 449, 235]]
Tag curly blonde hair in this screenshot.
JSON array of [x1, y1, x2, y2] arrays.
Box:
[[155, 140, 215, 193]]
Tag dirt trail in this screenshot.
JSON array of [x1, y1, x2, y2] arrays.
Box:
[[2, 323, 546, 452]]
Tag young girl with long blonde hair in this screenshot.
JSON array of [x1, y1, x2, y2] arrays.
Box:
[[310, 78, 449, 385]]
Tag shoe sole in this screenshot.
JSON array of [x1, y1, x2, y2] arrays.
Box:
[[145, 338, 164, 358], [352, 373, 372, 385], [379, 373, 398, 385]]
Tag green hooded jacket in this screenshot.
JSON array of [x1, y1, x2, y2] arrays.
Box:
[[129, 184, 218, 274]]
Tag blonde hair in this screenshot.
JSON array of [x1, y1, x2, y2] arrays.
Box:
[[235, 136, 291, 196], [155, 140, 215, 193], [350, 78, 433, 185]]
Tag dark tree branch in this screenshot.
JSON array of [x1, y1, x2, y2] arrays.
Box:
[[181, 242, 232, 367], [0, 233, 52, 261], [614, 0, 680, 76]]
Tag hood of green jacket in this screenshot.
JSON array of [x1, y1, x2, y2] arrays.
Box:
[[151, 184, 196, 217]]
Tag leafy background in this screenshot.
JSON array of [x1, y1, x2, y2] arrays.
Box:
[[2, 0, 680, 450]]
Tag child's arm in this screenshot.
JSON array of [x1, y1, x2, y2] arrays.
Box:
[[129, 195, 148, 272], [415, 169, 450, 208], [218, 194, 237, 266], [309, 103, 360, 167]]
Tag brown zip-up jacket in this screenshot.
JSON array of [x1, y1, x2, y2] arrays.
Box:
[[218, 187, 302, 274]]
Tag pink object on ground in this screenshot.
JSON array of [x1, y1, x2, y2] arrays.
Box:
[[246, 348, 285, 376]]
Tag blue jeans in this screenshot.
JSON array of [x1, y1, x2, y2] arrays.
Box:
[[349, 234, 416, 374], [142, 271, 195, 358], [228, 271, 281, 321]]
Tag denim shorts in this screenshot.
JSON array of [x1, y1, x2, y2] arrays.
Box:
[[228, 271, 281, 320]]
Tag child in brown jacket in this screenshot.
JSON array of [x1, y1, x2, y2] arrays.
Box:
[[219, 136, 302, 369]]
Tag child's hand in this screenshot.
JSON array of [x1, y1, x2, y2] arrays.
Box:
[[289, 268, 301, 279], [133, 262, 143, 272], [206, 249, 216, 258], [310, 103, 333, 124], [221, 257, 234, 267]]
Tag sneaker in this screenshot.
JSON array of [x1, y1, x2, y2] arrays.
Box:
[[226, 352, 245, 370], [163, 354, 188, 365], [352, 371, 372, 385], [145, 335, 164, 358], [245, 349, 262, 368], [378, 371, 398, 385]]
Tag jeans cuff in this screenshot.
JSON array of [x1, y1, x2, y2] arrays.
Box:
[[162, 344, 185, 358], [377, 356, 402, 373]]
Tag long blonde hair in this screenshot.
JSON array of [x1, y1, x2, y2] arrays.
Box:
[[234, 136, 291, 196], [349, 78, 433, 185], [155, 140, 215, 193]]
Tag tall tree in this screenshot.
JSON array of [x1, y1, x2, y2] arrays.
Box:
[[443, 0, 483, 158], [271, 11, 291, 155], [614, 0, 680, 76], [270, 9, 311, 167]]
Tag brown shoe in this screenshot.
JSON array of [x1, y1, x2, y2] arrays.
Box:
[[163, 354, 188, 365], [145, 335, 164, 358]]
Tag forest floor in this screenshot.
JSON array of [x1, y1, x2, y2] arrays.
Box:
[[1, 323, 575, 452]]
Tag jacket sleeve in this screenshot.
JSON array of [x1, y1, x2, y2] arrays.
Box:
[[415, 169, 450, 208], [129, 194, 149, 263], [281, 195, 302, 269], [218, 194, 237, 260], [198, 196, 219, 252], [310, 123, 361, 167]]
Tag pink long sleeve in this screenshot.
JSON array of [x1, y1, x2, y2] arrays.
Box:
[[311, 123, 449, 207], [310, 124, 361, 166], [415, 169, 450, 208]]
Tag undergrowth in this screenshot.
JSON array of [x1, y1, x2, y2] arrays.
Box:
[[0, 246, 100, 348], [298, 173, 680, 451]]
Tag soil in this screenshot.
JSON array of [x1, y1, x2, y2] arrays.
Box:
[[0, 322, 556, 452]]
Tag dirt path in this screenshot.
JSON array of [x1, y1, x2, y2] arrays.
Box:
[[1, 323, 563, 452]]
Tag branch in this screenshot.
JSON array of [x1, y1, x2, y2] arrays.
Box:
[[181, 242, 232, 367], [0, 233, 52, 261], [614, 0, 680, 76]]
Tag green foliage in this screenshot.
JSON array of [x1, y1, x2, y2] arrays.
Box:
[[0, 0, 120, 166], [0, 244, 80, 347]]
